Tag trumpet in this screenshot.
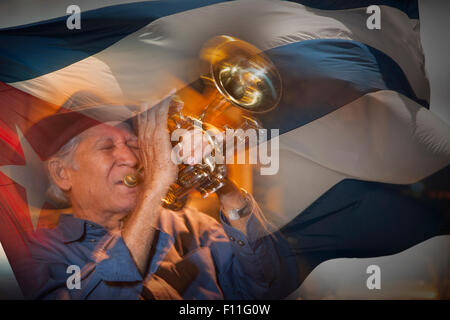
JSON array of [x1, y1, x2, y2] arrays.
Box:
[[123, 35, 282, 210]]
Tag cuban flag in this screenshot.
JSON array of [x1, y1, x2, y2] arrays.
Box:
[[0, 0, 449, 298]]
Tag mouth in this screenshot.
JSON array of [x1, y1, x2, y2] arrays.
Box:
[[115, 181, 139, 195], [114, 171, 141, 188], [115, 179, 131, 186]]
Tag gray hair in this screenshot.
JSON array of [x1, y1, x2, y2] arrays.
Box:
[[45, 135, 81, 208], [45, 90, 109, 208]]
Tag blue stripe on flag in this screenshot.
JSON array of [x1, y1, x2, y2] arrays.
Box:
[[259, 39, 428, 134], [286, 0, 419, 19], [0, 0, 420, 83], [279, 166, 449, 286], [0, 0, 231, 82]]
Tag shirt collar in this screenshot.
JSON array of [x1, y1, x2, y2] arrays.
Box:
[[57, 214, 85, 243], [57, 213, 174, 277], [57, 213, 169, 244], [58, 214, 107, 243]]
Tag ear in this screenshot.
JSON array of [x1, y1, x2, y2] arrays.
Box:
[[47, 158, 72, 192]]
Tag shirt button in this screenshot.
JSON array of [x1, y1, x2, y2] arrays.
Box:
[[89, 239, 96, 242], [236, 240, 245, 246], [229, 236, 235, 241]]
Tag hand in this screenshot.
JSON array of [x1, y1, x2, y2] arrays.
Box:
[[121, 94, 179, 275], [137, 96, 178, 200]]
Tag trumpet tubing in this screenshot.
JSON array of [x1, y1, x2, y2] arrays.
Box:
[[122, 35, 282, 210]]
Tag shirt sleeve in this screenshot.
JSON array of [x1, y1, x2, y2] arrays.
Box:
[[211, 194, 300, 299], [27, 233, 143, 300]]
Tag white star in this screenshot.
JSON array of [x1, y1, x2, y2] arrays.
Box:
[[0, 126, 48, 230]]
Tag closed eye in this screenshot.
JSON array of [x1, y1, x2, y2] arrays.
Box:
[[100, 144, 114, 150], [127, 140, 140, 150]]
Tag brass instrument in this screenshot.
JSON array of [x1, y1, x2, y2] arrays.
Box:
[[123, 35, 282, 210]]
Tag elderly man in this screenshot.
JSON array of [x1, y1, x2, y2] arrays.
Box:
[[24, 91, 299, 300]]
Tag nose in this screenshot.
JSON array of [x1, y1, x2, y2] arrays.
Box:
[[114, 144, 139, 169]]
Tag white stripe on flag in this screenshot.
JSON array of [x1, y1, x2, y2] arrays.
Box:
[[279, 90, 450, 184], [10, 56, 125, 107], [0, 0, 144, 29]]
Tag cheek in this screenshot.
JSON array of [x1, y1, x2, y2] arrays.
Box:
[[73, 154, 113, 189]]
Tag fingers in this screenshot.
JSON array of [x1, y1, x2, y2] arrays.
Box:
[[154, 96, 171, 134], [137, 103, 158, 184], [138, 94, 172, 149], [140, 105, 156, 143], [134, 92, 180, 198], [149, 95, 179, 187], [153, 98, 173, 164], [139, 91, 174, 140]]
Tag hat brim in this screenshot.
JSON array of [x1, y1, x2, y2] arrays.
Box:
[[25, 104, 138, 160]]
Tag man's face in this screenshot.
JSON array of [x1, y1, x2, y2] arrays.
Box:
[[68, 121, 141, 215]]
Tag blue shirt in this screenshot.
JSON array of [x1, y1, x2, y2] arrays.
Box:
[[25, 196, 299, 300]]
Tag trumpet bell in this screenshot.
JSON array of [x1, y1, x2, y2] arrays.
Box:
[[201, 36, 282, 113]]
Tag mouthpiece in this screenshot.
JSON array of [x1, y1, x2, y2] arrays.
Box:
[[122, 169, 143, 188]]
